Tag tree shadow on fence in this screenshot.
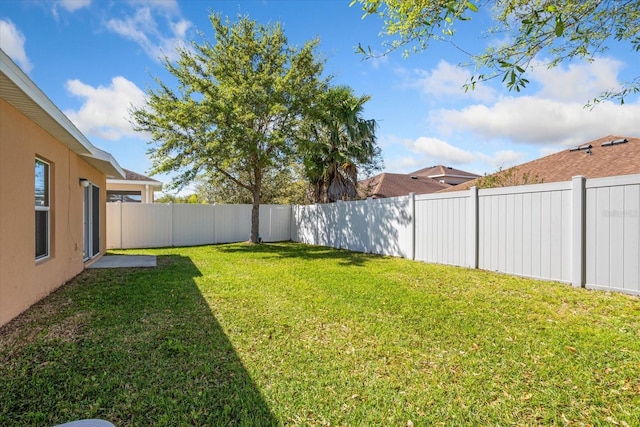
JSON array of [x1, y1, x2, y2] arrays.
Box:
[[294, 197, 414, 260], [0, 255, 278, 427]]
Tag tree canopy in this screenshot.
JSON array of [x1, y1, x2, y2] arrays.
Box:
[[194, 162, 309, 205], [299, 85, 382, 203], [354, 0, 640, 103], [130, 14, 326, 243]]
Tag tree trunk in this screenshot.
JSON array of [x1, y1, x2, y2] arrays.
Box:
[[250, 172, 262, 243]]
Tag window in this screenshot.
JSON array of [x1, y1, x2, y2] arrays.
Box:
[[35, 158, 50, 260], [107, 190, 142, 203]]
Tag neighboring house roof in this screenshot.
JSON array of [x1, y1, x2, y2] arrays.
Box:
[[410, 165, 481, 183], [0, 49, 124, 178], [107, 169, 163, 188], [439, 135, 640, 193], [359, 173, 451, 198]]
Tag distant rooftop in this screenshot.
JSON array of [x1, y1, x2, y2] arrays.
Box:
[[439, 135, 640, 193], [123, 169, 161, 183]]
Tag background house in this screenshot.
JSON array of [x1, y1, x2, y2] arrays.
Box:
[[359, 165, 480, 198], [0, 49, 125, 326], [107, 169, 163, 203], [439, 135, 640, 192]]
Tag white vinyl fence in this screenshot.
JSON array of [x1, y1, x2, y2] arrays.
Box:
[[107, 203, 291, 249], [106, 174, 640, 295], [293, 174, 640, 296]]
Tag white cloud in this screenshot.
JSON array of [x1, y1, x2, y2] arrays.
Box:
[[0, 19, 33, 72], [529, 57, 623, 103], [57, 0, 91, 13], [384, 156, 423, 174], [477, 150, 527, 170], [408, 137, 476, 164], [105, 5, 191, 62], [432, 96, 640, 147], [428, 57, 640, 147], [409, 60, 496, 102], [64, 76, 146, 140]]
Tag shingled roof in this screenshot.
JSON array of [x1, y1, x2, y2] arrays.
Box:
[[123, 169, 161, 183], [410, 165, 480, 184], [359, 173, 451, 198], [439, 135, 640, 193]]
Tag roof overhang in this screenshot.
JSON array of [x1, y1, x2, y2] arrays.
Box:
[[0, 49, 125, 179], [106, 178, 163, 188]]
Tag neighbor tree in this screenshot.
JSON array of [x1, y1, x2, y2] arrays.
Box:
[[299, 85, 382, 203], [354, 0, 640, 103], [475, 166, 543, 189], [131, 14, 325, 243]]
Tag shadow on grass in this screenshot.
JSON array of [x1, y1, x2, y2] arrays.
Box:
[[0, 255, 278, 427], [216, 241, 375, 266]]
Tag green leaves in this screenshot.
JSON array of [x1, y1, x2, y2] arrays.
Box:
[[355, 0, 640, 102], [130, 13, 327, 240], [298, 85, 381, 203]]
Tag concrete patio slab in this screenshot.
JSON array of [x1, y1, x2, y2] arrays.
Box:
[[88, 255, 156, 269]]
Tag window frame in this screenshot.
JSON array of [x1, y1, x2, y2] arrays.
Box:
[[35, 158, 50, 261]]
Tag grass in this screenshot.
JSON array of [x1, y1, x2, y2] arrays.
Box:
[[1, 242, 639, 426]]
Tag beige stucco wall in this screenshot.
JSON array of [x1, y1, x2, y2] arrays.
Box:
[[0, 99, 107, 326]]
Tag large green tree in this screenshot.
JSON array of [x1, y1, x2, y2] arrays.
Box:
[[300, 85, 381, 203], [354, 0, 640, 103], [131, 14, 325, 243], [194, 162, 309, 205]]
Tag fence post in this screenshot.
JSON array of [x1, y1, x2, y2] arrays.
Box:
[[336, 200, 343, 249], [366, 197, 372, 253], [169, 202, 174, 247], [467, 186, 479, 269], [572, 176, 586, 288], [409, 192, 416, 260], [117, 201, 123, 249]]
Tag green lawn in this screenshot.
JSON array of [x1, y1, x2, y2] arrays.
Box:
[[1, 243, 638, 426]]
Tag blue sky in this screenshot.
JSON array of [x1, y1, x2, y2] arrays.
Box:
[[2, 0, 639, 193]]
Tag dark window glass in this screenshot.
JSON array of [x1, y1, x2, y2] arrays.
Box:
[[35, 159, 50, 260], [107, 190, 142, 203]]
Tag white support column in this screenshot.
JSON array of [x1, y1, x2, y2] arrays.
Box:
[[467, 186, 479, 269], [572, 176, 586, 288]]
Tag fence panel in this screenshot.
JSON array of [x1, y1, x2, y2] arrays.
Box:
[[414, 192, 469, 266], [478, 182, 572, 283], [260, 205, 292, 242], [120, 203, 173, 248], [585, 176, 640, 294], [314, 203, 341, 248], [293, 204, 318, 245], [369, 196, 412, 257], [214, 205, 252, 243], [340, 199, 370, 253], [172, 204, 215, 247], [106, 203, 122, 249]]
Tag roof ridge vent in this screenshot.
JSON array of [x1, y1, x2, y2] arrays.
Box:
[[601, 138, 628, 147], [569, 143, 593, 152]]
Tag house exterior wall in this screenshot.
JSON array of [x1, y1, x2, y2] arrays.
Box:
[[0, 98, 107, 326]]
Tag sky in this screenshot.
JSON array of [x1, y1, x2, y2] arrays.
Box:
[[2, 0, 639, 194]]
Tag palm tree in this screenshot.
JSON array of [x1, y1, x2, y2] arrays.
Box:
[[301, 86, 381, 203]]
